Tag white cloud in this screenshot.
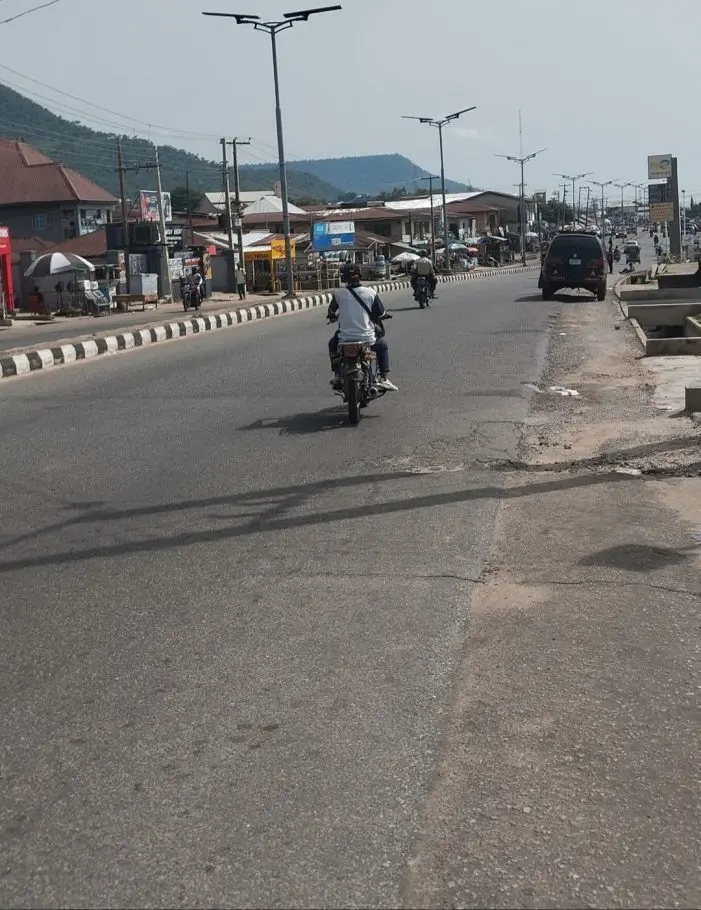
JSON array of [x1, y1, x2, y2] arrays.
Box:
[[452, 126, 493, 143]]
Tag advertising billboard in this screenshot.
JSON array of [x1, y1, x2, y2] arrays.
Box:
[[650, 202, 674, 222], [139, 190, 172, 223], [647, 155, 673, 180], [270, 238, 296, 260], [312, 221, 356, 252], [648, 183, 668, 204]]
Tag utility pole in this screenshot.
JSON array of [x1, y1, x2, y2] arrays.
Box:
[[154, 147, 172, 301], [116, 145, 172, 300], [402, 106, 477, 271], [420, 174, 440, 265], [116, 137, 131, 293], [220, 138, 237, 292], [560, 183, 568, 229], [496, 144, 547, 265], [229, 138, 251, 280], [186, 169, 194, 246], [583, 186, 591, 227]]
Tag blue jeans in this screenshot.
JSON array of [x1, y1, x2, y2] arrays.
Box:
[[329, 333, 390, 376]]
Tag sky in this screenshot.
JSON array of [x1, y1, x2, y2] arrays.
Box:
[[2, 0, 700, 204]]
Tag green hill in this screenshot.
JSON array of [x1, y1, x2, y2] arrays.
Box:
[[242, 153, 472, 196], [0, 83, 344, 202], [0, 84, 472, 204]]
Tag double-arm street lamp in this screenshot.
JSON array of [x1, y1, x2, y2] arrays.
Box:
[[614, 182, 634, 233], [495, 147, 547, 266], [402, 107, 477, 270], [202, 5, 342, 297], [589, 179, 617, 249], [554, 172, 592, 227]]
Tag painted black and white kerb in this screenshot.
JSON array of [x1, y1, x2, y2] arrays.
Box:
[[0, 265, 539, 380]]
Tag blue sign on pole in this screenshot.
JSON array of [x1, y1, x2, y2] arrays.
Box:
[[312, 221, 356, 252]]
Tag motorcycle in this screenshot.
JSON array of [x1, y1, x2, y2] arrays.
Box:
[[329, 313, 392, 426], [182, 285, 201, 312], [415, 276, 430, 309]]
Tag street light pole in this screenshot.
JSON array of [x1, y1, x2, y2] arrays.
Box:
[[590, 180, 617, 250], [402, 106, 477, 271], [496, 147, 547, 265], [555, 172, 592, 228], [614, 182, 633, 234], [203, 6, 342, 297], [420, 174, 440, 265]]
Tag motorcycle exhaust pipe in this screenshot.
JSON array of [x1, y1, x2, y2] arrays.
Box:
[[368, 386, 380, 399]]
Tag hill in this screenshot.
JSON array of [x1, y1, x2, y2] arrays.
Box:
[[0, 84, 472, 204], [0, 84, 344, 202], [241, 153, 472, 196]]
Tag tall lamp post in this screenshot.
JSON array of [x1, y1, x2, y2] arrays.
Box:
[[420, 174, 440, 265], [402, 107, 477, 271], [614, 182, 634, 234], [202, 5, 342, 297], [590, 179, 617, 250], [495, 146, 546, 265], [555, 172, 592, 227]]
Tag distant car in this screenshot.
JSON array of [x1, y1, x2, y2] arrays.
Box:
[[539, 231, 607, 301], [616, 229, 627, 239], [624, 241, 641, 263]]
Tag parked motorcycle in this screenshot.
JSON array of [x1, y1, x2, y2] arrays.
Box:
[[415, 276, 430, 309], [329, 313, 392, 425]]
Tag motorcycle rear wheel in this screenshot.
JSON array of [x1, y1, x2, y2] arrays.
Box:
[[347, 379, 361, 425]]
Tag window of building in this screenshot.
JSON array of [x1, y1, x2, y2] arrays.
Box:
[[32, 213, 47, 230]]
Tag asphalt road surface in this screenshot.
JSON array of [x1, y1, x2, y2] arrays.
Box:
[[0, 269, 552, 908], [3, 267, 695, 909]]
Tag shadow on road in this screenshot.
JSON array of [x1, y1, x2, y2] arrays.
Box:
[[0, 469, 640, 575], [238, 407, 375, 436]]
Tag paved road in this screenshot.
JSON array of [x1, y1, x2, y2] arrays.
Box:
[[0, 270, 552, 908]]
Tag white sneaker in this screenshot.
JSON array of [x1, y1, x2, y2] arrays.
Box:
[[376, 376, 398, 392]]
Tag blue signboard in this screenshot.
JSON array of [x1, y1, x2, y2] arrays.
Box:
[[312, 221, 356, 252]]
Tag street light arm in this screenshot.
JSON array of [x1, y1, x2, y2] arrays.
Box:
[[202, 11, 260, 20], [402, 115, 434, 124], [445, 105, 477, 121], [524, 147, 547, 162], [283, 5, 342, 19]]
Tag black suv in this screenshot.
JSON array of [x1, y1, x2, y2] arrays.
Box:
[[539, 232, 607, 300]]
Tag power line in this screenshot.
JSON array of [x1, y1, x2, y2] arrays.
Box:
[[1, 0, 60, 24]]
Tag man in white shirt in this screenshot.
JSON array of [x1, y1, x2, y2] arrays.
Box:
[[411, 250, 438, 299], [327, 265, 398, 392]]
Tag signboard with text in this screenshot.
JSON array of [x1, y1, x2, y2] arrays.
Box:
[[312, 221, 356, 252], [647, 154, 673, 180], [270, 238, 296, 260], [139, 190, 173, 223], [650, 202, 674, 222]]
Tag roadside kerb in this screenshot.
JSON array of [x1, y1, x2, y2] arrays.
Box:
[[0, 265, 538, 380]]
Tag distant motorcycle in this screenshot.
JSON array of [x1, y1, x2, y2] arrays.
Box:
[[182, 285, 200, 312], [414, 276, 430, 309]]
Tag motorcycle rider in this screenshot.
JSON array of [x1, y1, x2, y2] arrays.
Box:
[[327, 264, 398, 392], [410, 250, 438, 300]]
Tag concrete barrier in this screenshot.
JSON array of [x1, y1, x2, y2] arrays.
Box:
[[620, 286, 701, 302], [627, 302, 701, 327]]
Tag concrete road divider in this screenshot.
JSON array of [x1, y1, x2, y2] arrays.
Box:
[[0, 265, 539, 381]]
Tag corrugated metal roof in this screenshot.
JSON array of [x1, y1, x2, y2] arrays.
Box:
[[385, 192, 483, 211]]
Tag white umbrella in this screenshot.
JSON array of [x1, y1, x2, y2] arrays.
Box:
[[391, 251, 420, 263], [24, 252, 96, 278]]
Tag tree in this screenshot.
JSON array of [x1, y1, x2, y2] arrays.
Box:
[[169, 185, 199, 214]]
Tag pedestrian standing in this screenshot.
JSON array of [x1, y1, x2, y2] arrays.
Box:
[[235, 262, 246, 301], [607, 249, 614, 274]]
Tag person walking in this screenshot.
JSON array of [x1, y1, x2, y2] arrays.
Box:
[[607, 248, 614, 274], [235, 262, 246, 301]]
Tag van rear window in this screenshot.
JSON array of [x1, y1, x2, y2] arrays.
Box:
[[549, 236, 602, 258]]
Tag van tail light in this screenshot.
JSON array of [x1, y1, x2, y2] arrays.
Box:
[[588, 257, 604, 269]]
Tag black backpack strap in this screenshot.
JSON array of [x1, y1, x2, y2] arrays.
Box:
[[346, 285, 385, 337]]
